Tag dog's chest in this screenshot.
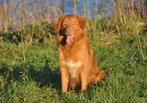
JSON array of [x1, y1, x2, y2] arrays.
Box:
[[62, 60, 82, 78]]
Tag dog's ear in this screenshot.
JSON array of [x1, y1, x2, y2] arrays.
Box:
[[76, 15, 86, 29], [54, 15, 66, 31]]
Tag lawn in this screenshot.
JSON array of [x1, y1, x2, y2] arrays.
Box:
[[0, 30, 146, 103]]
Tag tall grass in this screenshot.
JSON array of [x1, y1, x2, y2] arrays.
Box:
[[72, 0, 77, 14], [87, 0, 146, 61], [83, 0, 86, 17], [108, 0, 144, 35], [0, 0, 63, 33], [110, 0, 146, 60], [3, 0, 7, 33]]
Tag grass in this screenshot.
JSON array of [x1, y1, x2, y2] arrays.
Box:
[[0, 32, 147, 103], [0, 0, 147, 103]]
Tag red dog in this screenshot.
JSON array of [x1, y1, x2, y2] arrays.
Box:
[[55, 14, 104, 93]]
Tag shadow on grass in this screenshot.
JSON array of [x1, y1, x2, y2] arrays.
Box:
[[0, 60, 61, 92], [28, 63, 61, 89]]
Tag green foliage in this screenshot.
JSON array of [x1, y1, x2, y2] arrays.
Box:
[[22, 22, 56, 44], [1, 22, 56, 45]]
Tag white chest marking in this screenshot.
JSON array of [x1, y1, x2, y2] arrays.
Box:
[[62, 61, 82, 69], [62, 61, 82, 77]]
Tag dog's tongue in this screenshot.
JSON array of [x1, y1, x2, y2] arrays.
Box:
[[66, 35, 73, 45]]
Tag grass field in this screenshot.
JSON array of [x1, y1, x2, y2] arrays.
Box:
[[0, 0, 147, 103], [0, 30, 147, 103]]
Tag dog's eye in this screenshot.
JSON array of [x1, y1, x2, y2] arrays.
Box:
[[72, 23, 76, 26], [62, 24, 66, 28]]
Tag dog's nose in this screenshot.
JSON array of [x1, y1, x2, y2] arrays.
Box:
[[64, 27, 72, 34], [66, 29, 71, 34]]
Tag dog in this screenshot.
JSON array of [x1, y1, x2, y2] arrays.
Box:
[[54, 14, 104, 93]]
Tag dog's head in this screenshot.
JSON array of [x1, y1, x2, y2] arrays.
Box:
[[54, 14, 86, 45]]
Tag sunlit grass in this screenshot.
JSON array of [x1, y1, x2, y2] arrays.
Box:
[[0, 32, 146, 103]]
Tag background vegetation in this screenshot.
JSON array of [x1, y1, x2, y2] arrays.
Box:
[[0, 0, 147, 103]]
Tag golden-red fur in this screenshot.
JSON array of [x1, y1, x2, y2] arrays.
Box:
[[55, 14, 104, 93]]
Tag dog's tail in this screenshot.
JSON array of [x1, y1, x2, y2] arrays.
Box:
[[90, 70, 105, 85]]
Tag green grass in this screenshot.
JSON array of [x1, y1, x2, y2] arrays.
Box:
[[0, 32, 147, 103]]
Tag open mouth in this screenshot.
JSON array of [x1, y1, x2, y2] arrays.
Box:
[[64, 29, 74, 45], [66, 34, 74, 45]]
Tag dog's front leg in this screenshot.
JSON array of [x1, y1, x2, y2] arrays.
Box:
[[61, 67, 69, 93], [80, 68, 88, 91]]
